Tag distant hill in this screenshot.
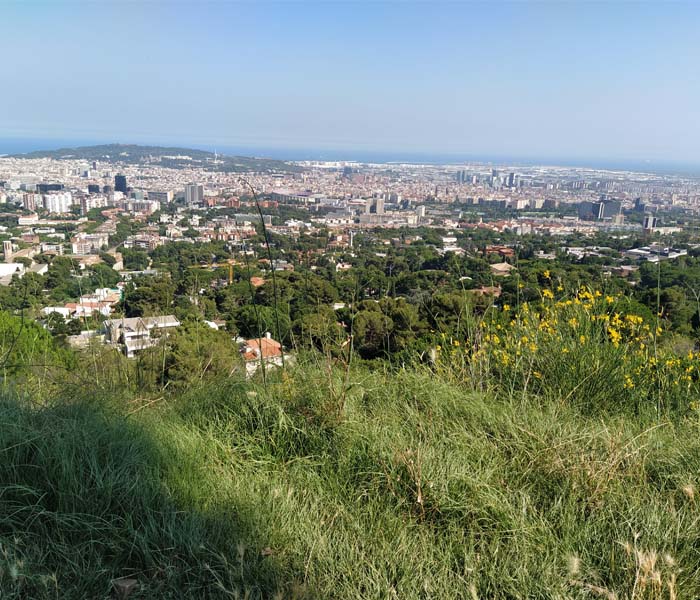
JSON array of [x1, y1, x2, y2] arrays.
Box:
[[12, 143, 302, 173]]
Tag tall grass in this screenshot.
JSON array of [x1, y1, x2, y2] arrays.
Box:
[[2, 358, 700, 598]]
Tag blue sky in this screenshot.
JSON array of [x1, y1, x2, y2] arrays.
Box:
[[1, 1, 699, 162]]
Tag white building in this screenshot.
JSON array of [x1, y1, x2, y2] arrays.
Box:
[[71, 232, 110, 255], [43, 192, 73, 214], [80, 195, 109, 215], [103, 315, 181, 357], [18, 214, 39, 226], [0, 263, 25, 285]]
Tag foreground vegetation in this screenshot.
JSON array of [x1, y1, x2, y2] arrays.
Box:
[[2, 357, 700, 598], [3, 278, 700, 598]]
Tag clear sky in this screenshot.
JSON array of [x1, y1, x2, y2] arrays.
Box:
[[1, 1, 699, 163]]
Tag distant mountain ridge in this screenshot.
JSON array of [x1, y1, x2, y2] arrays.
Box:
[[11, 143, 302, 173]]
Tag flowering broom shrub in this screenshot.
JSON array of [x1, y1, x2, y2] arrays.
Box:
[[434, 282, 699, 416]]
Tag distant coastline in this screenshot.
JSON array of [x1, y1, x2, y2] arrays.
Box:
[[1, 136, 699, 178]]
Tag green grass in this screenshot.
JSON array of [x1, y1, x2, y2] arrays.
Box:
[[1, 365, 699, 598]]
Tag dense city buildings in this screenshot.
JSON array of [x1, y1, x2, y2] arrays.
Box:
[[0, 143, 699, 336]]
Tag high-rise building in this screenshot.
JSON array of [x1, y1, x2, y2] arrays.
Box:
[[184, 183, 204, 206], [148, 190, 174, 203], [37, 183, 64, 194], [643, 214, 658, 231], [578, 199, 621, 221], [87, 184, 100, 194], [22, 193, 40, 211], [364, 198, 385, 214], [507, 172, 515, 188], [114, 174, 128, 193], [599, 200, 621, 220], [43, 192, 73, 214]]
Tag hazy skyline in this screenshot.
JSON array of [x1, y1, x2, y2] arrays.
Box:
[[2, 1, 699, 163]]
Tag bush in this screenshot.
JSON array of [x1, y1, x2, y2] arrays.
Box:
[[434, 286, 698, 416]]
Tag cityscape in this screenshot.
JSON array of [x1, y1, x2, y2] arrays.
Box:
[[3, 1, 700, 598]]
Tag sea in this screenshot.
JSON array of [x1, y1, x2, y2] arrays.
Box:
[[1, 137, 699, 178]]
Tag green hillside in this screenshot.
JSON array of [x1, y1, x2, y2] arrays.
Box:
[[11, 143, 301, 173]]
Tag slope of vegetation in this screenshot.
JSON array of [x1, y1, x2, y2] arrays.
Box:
[[12, 143, 301, 172], [2, 361, 699, 598], [2, 281, 700, 598]]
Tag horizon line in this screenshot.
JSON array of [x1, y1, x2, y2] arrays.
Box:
[[2, 136, 700, 176]]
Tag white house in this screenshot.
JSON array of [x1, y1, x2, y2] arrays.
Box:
[[103, 315, 181, 357]]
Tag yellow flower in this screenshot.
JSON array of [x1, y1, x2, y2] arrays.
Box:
[[542, 289, 554, 299], [543, 270, 550, 279], [605, 295, 614, 304], [579, 335, 586, 344], [557, 285, 564, 292], [608, 327, 622, 347], [503, 304, 510, 312]]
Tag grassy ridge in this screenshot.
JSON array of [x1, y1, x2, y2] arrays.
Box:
[[1, 365, 699, 598]]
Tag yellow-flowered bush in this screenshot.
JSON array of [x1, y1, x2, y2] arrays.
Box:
[[434, 285, 698, 415]]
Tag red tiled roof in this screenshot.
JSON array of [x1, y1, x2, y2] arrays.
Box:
[[243, 337, 282, 360]]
